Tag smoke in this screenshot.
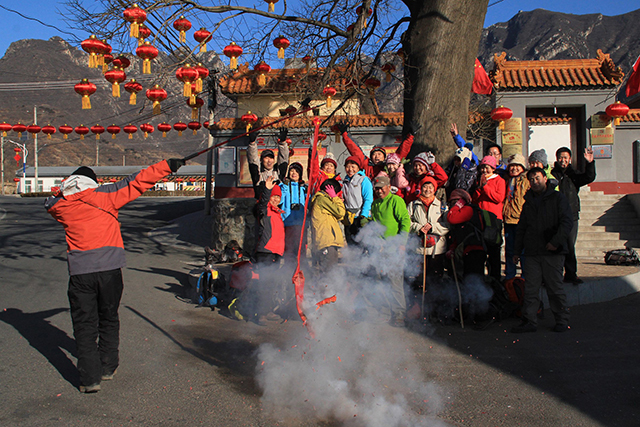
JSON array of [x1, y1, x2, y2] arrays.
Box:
[[253, 221, 449, 426]]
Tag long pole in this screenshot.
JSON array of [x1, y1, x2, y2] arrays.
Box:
[[1, 135, 4, 195], [204, 108, 214, 215], [34, 107, 38, 192]]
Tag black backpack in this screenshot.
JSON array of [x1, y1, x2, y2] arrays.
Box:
[[470, 205, 503, 248], [604, 248, 640, 266]]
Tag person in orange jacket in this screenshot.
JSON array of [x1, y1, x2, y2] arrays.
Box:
[[45, 159, 184, 393]]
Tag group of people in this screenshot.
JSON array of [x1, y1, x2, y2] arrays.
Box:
[[245, 122, 596, 334]]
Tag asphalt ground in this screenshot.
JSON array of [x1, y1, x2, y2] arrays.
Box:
[[1, 196, 638, 426]]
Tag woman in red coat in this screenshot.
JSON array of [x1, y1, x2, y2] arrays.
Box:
[[472, 155, 506, 282]]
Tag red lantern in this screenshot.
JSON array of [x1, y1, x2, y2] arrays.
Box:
[[173, 121, 188, 136], [365, 77, 381, 91], [26, 124, 41, 139], [356, 5, 373, 28], [491, 105, 513, 130], [105, 67, 126, 98], [75, 125, 90, 140], [136, 41, 158, 74], [193, 28, 212, 53], [322, 86, 337, 108], [140, 123, 154, 138], [123, 4, 147, 39], [98, 39, 112, 72], [273, 36, 290, 59], [381, 63, 396, 82], [241, 111, 258, 133], [188, 121, 201, 135], [254, 61, 271, 86], [187, 97, 204, 120], [176, 64, 199, 100], [12, 123, 27, 138], [137, 24, 151, 46], [41, 125, 56, 139], [74, 79, 97, 110], [318, 131, 327, 142], [58, 124, 73, 139], [605, 101, 630, 125], [80, 35, 103, 68], [107, 124, 121, 139], [203, 121, 209, 129], [146, 85, 167, 115], [194, 63, 209, 93], [0, 122, 12, 137], [264, 0, 279, 12], [157, 122, 172, 137], [112, 55, 130, 69], [123, 124, 138, 139], [90, 124, 105, 140], [284, 105, 297, 115], [223, 42, 243, 70], [347, 23, 355, 33], [173, 16, 192, 43], [124, 79, 143, 105], [302, 54, 312, 72], [13, 177, 20, 183], [102, 53, 113, 74], [13, 147, 22, 167]]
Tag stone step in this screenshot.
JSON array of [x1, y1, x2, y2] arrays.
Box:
[[577, 232, 621, 241], [579, 195, 624, 204], [577, 225, 640, 233], [579, 210, 639, 220], [579, 204, 634, 213], [580, 218, 640, 227], [575, 240, 628, 250]]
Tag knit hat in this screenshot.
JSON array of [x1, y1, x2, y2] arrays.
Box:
[[448, 188, 472, 203], [320, 153, 337, 169], [270, 185, 282, 197], [71, 166, 97, 183], [373, 175, 390, 188], [479, 155, 497, 169], [507, 153, 527, 168], [419, 175, 437, 190], [260, 149, 275, 160], [288, 162, 303, 176], [412, 152, 430, 168], [344, 155, 361, 169], [385, 153, 402, 165], [370, 146, 387, 160], [528, 149, 548, 168]]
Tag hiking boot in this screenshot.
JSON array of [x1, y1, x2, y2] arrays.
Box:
[[553, 324, 569, 333], [101, 369, 117, 381], [389, 317, 406, 328], [228, 298, 243, 320], [511, 321, 536, 333], [265, 312, 281, 322], [79, 383, 101, 393], [563, 276, 583, 285]]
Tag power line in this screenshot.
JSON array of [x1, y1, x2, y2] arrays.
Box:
[[0, 5, 78, 38]]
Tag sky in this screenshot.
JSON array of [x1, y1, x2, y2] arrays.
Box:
[[0, 0, 639, 58]]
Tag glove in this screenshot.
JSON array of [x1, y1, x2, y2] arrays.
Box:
[[425, 151, 436, 165], [248, 131, 258, 143], [325, 185, 338, 198], [278, 128, 288, 142], [359, 216, 370, 227], [454, 198, 466, 209], [445, 249, 454, 260], [168, 158, 185, 173], [336, 121, 349, 134]]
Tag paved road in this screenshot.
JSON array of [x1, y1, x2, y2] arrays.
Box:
[[0, 196, 638, 426]]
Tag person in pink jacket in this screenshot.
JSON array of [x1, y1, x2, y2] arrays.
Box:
[[472, 155, 507, 282], [384, 153, 409, 196]]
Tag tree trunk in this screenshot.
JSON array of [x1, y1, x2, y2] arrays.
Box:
[[402, 0, 489, 164]]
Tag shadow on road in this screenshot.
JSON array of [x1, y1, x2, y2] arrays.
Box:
[[0, 307, 79, 387]]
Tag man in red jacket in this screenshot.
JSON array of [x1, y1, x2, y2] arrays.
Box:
[[45, 159, 184, 393]]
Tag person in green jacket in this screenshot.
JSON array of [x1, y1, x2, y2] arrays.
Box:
[[370, 175, 411, 327]]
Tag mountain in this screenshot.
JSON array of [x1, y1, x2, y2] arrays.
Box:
[[478, 8, 640, 73]]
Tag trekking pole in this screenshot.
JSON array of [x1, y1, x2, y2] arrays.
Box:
[[421, 237, 428, 322], [181, 102, 325, 162], [450, 256, 464, 329]]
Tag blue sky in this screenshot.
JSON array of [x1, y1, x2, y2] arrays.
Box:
[[0, 1, 638, 57]]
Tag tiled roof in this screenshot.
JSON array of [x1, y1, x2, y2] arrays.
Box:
[[620, 108, 640, 123], [219, 64, 362, 95], [210, 113, 404, 131], [527, 117, 573, 125], [491, 49, 624, 92]]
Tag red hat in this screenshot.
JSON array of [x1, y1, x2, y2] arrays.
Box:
[[419, 176, 437, 190], [479, 155, 497, 169], [344, 155, 361, 169], [448, 188, 471, 203], [270, 185, 282, 197], [370, 146, 387, 159], [321, 156, 338, 169]]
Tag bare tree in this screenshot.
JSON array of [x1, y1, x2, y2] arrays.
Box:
[[65, 0, 489, 161]]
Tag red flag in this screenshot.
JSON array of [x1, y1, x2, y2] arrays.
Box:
[[472, 58, 493, 95], [626, 55, 640, 98]]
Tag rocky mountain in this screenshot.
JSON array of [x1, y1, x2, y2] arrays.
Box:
[[478, 8, 640, 74]]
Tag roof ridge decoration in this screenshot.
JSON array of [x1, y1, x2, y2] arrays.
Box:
[[491, 50, 625, 92]]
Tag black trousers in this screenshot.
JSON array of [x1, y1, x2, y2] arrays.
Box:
[[564, 219, 579, 279], [68, 269, 123, 386]]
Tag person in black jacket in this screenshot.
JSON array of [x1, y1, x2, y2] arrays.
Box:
[[512, 168, 573, 333], [551, 147, 596, 284]]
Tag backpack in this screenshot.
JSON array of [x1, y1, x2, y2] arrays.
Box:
[[195, 269, 224, 308], [604, 248, 640, 266], [503, 277, 525, 317], [470, 206, 503, 248]]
